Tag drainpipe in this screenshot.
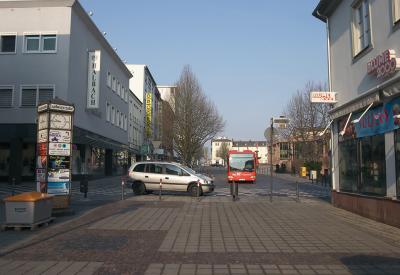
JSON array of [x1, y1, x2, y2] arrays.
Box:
[[317, 10, 336, 192]]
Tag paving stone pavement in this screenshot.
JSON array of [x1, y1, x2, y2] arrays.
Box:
[[1, 177, 400, 274]]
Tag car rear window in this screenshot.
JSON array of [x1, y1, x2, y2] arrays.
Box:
[[133, 164, 145, 172]]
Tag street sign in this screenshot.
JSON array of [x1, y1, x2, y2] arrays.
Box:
[[310, 91, 338, 103]]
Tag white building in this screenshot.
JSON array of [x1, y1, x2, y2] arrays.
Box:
[[232, 141, 268, 164], [211, 137, 233, 166], [126, 64, 161, 157], [314, 0, 400, 227]]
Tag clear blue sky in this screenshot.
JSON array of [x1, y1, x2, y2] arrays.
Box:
[[80, 0, 327, 141]]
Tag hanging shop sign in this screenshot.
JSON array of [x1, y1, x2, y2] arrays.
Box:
[[145, 92, 152, 138], [310, 91, 338, 103], [87, 50, 101, 109], [340, 97, 400, 138], [49, 143, 71, 156], [367, 49, 400, 80], [49, 130, 71, 143]]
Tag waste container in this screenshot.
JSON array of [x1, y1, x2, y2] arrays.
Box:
[[3, 192, 53, 224], [300, 167, 307, 177]]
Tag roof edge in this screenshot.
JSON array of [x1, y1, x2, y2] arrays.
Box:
[[312, 0, 342, 22]]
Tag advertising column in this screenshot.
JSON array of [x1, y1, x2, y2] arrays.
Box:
[[36, 101, 75, 209]]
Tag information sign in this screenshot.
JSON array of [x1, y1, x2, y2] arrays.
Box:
[[49, 130, 71, 143], [37, 130, 48, 143], [49, 143, 71, 156], [310, 91, 338, 103]]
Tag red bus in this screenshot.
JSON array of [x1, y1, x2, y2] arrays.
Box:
[[227, 150, 257, 183]]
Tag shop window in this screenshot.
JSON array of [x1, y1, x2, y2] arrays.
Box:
[[360, 135, 386, 196], [22, 143, 35, 177], [339, 135, 386, 196], [339, 139, 359, 193], [0, 143, 10, 177], [352, 0, 371, 56]]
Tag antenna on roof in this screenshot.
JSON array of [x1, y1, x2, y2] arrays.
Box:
[[102, 32, 107, 36], [88, 11, 94, 16]]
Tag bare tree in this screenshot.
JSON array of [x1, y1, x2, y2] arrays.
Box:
[[171, 65, 225, 166], [283, 81, 331, 165], [216, 142, 230, 165]]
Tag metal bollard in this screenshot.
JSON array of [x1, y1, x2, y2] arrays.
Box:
[[296, 181, 300, 203], [121, 179, 125, 200], [270, 178, 273, 203], [12, 177, 16, 196], [235, 181, 238, 200], [159, 179, 162, 201]]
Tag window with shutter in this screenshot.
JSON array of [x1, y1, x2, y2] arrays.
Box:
[[38, 86, 54, 103], [21, 87, 37, 107], [0, 87, 13, 107]]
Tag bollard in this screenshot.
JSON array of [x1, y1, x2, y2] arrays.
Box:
[[270, 177, 273, 203], [159, 179, 162, 201], [197, 179, 200, 198], [235, 181, 239, 200], [12, 177, 15, 196], [296, 181, 300, 203], [121, 179, 125, 200]]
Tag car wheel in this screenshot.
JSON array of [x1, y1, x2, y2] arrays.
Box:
[[132, 181, 146, 195], [189, 184, 202, 197]]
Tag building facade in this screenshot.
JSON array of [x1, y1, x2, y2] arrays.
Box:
[[314, 0, 400, 227], [0, 0, 132, 182], [211, 137, 233, 166], [232, 141, 268, 164], [126, 64, 161, 159], [211, 138, 268, 166], [128, 90, 143, 162]]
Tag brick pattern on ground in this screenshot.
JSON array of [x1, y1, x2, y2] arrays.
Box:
[[1, 192, 400, 274]]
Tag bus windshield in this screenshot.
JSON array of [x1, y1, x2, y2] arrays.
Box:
[[229, 154, 255, 172]]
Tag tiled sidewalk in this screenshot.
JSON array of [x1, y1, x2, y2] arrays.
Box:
[[1, 195, 400, 274]]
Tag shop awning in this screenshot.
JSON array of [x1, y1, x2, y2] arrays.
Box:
[[330, 75, 400, 120], [330, 92, 379, 120]]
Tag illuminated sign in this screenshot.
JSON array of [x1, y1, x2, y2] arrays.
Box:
[[367, 49, 400, 79], [145, 92, 152, 138]]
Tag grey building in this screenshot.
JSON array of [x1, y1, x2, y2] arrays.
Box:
[[314, 0, 400, 227], [128, 90, 143, 161], [0, 0, 132, 183]]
